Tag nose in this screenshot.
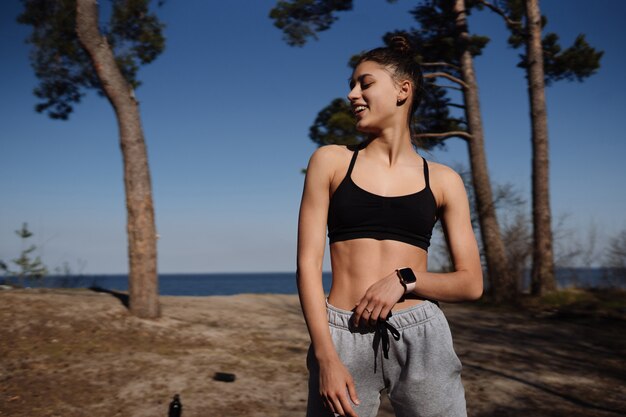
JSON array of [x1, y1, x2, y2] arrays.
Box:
[[347, 85, 360, 102]]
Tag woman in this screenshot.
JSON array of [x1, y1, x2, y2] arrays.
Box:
[[297, 36, 483, 417]]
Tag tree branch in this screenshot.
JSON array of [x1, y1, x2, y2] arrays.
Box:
[[414, 131, 473, 142], [447, 103, 466, 109], [424, 72, 469, 89], [421, 61, 461, 71], [476, 0, 522, 27], [431, 83, 463, 91]]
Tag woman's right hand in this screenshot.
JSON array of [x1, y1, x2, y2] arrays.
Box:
[[318, 357, 360, 417]]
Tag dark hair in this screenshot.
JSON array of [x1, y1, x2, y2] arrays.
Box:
[[354, 35, 424, 136]]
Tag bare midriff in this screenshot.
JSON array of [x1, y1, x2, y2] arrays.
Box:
[[327, 238, 428, 311]]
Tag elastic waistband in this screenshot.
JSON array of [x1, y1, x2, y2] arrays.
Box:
[[326, 299, 442, 331]]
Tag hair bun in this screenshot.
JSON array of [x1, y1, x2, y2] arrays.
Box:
[[389, 35, 412, 55]]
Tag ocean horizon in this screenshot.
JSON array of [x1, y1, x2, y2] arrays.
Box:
[[2, 272, 323, 296], [2, 268, 624, 296]]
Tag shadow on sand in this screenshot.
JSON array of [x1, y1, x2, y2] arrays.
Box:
[[88, 285, 129, 308]]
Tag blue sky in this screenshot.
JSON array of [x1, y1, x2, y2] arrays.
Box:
[[1, 0, 625, 274]]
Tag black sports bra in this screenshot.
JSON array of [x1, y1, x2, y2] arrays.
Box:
[[327, 146, 438, 251]]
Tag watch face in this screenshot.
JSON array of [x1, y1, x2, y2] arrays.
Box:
[[399, 268, 417, 284]]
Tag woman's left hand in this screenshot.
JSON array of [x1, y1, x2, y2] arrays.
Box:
[[353, 271, 405, 327]]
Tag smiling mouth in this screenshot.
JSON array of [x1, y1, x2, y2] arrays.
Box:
[[353, 105, 368, 114]]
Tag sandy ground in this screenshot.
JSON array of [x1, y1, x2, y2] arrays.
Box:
[[0, 288, 624, 417]]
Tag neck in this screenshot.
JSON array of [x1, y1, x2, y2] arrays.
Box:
[[364, 127, 414, 166]]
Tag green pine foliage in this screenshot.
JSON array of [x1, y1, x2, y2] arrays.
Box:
[[270, 0, 353, 46], [0, 223, 49, 286], [17, 0, 165, 119], [309, 98, 364, 146], [485, 0, 603, 85]]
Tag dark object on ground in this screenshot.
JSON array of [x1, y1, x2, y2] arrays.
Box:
[[168, 394, 182, 417], [88, 286, 129, 308], [213, 372, 236, 382]]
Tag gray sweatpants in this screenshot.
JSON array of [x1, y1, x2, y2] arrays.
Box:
[[306, 300, 467, 417]]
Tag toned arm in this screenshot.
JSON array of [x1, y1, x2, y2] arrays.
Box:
[[297, 145, 360, 416], [296, 145, 336, 361], [411, 164, 483, 302]]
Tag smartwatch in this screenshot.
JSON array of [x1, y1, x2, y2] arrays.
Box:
[[396, 267, 417, 294]]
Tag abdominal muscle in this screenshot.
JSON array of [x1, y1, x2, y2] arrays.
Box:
[[327, 238, 428, 312]]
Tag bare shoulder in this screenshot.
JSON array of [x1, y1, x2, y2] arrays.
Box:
[[427, 160, 463, 185], [426, 160, 467, 207], [308, 144, 349, 163], [307, 144, 352, 179]]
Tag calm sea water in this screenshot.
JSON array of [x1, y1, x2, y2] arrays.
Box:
[[2, 272, 332, 296], [2, 268, 624, 296]]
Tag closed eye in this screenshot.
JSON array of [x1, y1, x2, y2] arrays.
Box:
[[349, 73, 374, 90]]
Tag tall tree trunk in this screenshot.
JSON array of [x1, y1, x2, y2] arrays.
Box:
[[76, 0, 160, 318], [453, 0, 516, 303], [525, 0, 556, 295]]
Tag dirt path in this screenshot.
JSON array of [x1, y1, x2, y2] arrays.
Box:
[[1, 289, 624, 417]]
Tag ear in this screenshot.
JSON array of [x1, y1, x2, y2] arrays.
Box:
[[397, 79, 411, 102]]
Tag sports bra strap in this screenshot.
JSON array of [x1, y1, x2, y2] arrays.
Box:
[[348, 149, 429, 188], [346, 148, 360, 177], [422, 157, 430, 189]]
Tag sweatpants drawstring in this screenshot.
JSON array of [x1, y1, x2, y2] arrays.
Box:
[[373, 320, 400, 372]]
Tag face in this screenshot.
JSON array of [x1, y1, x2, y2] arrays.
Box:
[[347, 61, 408, 134]]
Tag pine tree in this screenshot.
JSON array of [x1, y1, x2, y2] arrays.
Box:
[[0, 223, 49, 287], [18, 0, 165, 317], [475, 0, 603, 295]]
